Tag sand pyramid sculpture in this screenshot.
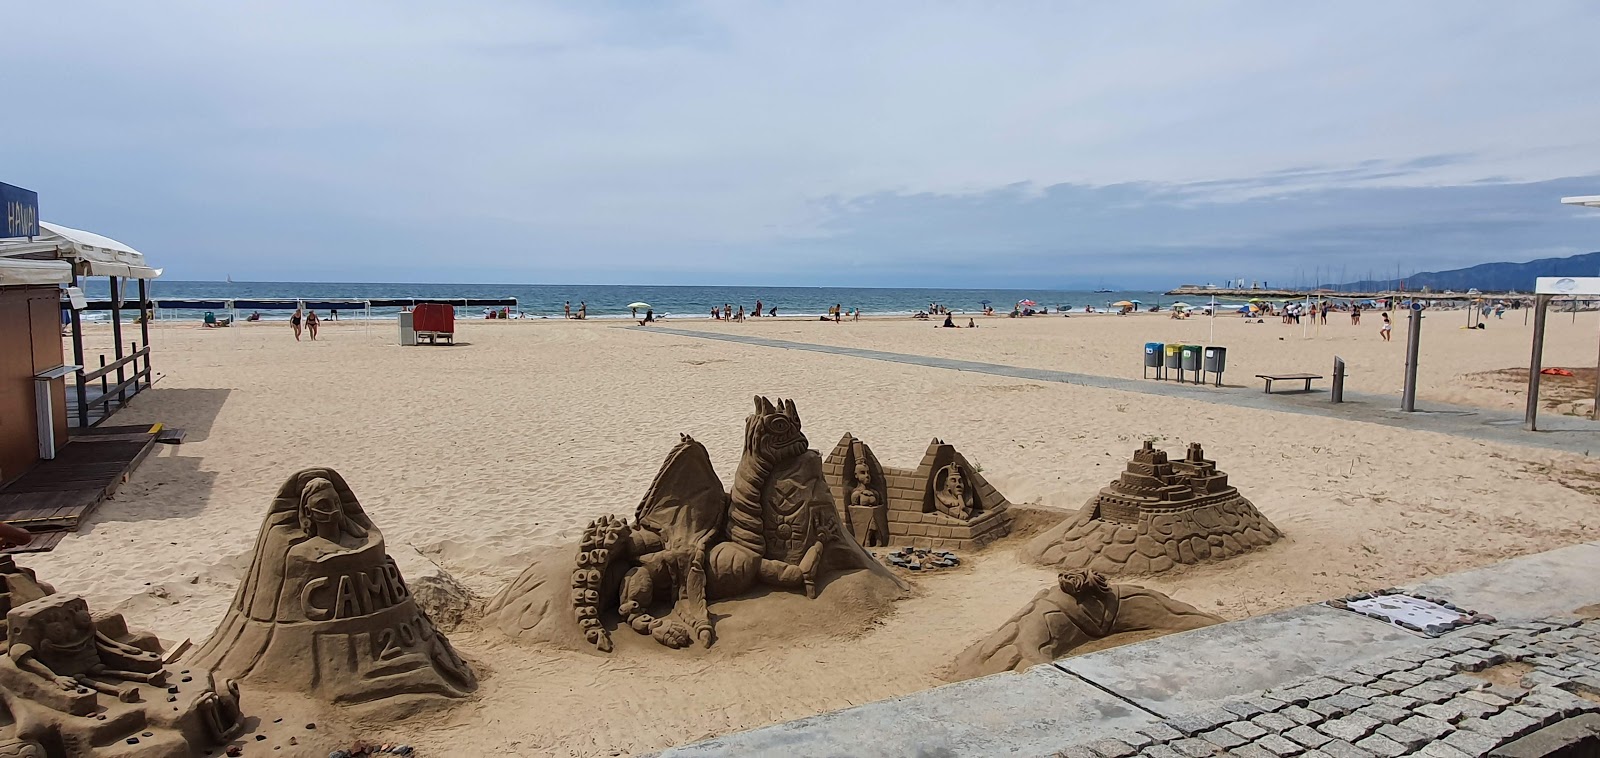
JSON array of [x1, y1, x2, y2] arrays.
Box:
[[952, 568, 1221, 680], [488, 397, 906, 654], [0, 560, 243, 756], [1023, 442, 1281, 574], [822, 435, 1014, 550], [190, 468, 475, 718]]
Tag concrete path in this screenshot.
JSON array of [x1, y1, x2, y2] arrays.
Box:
[[635, 326, 1600, 456], [656, 542, 1600, 758]]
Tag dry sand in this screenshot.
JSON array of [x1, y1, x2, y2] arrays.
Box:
[[32, 312, 1600, 756]]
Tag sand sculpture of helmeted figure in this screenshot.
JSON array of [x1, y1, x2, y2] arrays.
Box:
[[0, 592, 244, 756], [492, 397, 903, 654], [190, 468, 475, 718]]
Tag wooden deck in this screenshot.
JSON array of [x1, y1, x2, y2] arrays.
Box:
[[0, 424, 160, 551]]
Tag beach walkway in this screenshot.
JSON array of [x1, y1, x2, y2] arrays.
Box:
[[635, 327, 1600, 456], [656, 541, 1600, 758]]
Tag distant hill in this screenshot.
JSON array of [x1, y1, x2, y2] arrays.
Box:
[[1325, 251, 1600, 293]]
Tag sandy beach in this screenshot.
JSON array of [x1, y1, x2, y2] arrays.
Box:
[[34, 311, 1600, 756]]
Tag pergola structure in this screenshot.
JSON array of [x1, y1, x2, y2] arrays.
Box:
[[0, 222, 161, 427], [1524, 196, 1600, 429]]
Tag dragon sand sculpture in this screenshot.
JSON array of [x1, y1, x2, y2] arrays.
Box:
[[490, 397, 904, 652]]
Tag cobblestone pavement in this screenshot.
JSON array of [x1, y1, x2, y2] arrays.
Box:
[[1052, 616, 1600, 758]]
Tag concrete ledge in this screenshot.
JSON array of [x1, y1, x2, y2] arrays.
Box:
[[654, 665, 1158, 758], [1402, 542, 1600, 620]]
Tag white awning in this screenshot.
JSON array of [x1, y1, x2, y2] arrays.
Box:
[[0, 257, 72, 286], [1562, 195, 1600, 208], [26, 221, 161, 279]]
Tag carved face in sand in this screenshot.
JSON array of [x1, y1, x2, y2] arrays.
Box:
[[933, 464, 977, 518], [10, 595, 99, 675], [1058, 569, 1112, 599], [745, 397, 808, 465], [296, 477, 368, 545], [853, 460, 872, 486]]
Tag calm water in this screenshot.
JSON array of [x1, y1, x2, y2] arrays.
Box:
[[80, 281, 1205, 321]]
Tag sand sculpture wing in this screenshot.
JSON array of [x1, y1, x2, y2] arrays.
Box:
[[634, 435, 728, 552]]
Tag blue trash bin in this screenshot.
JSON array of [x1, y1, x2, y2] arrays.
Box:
[[1144, 342, 1164, 379]]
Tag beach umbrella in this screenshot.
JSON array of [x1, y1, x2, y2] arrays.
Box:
[[1128, 299, 1143, 305], [627, 301, 651, 309], [1171, 302, 1192, 309], [979, 299, 992, 305], [1112, 300, 1135, 307], [1018, 299, 1037, 307]]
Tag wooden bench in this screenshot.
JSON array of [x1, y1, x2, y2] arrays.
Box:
[[1257, 373, 1322, 393]]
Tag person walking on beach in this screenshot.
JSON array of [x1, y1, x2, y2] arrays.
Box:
[[754, 299, 763, 317], [736, 305, 745, 322], [306, 310, 320, 340], [563, 301, 571, 319], [1351, 305, 1362, 325], [834, 303, 842, 323], [1379, 312, 1392, 341], [291, 308, 303, 341]]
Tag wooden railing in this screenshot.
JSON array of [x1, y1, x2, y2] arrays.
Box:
[[72, 343, 152, 428]]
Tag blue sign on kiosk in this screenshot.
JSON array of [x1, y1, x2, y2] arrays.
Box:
[[2, 181, 40, 238]]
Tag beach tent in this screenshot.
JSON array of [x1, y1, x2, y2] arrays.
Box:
[[32, 222, 161, 280]]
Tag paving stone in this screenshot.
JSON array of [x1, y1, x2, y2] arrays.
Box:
[[1383, 671, 1427, 687], [1323, 694, 1372, 712], [1460, 691, 1511, 708], [1489, 644, 1531, 661], [1571, 675, 1600, 694], [1059, 746, 1101, 758], [1140, 723, 1185, 743], [1299, 751, 1333, 758], [1508, 702, 1559, 726], [1414, 702, 1464, 723], [1352, 662, 1397, 678], [1374, 723, 1428, 750], [1352, 734, 1406, 758], [1415, 743, 1473, 758], [1223, 700, 1271, 720], [1280, 706, 1323, 726], [1318, 714, 1381, 743], [1200, 728, 1248, 750], [1121, 732, 1156, 750], [1449, 697, 1500, 721], [1307, 699, 1351, 719], [1403, 682, 1462, 704], [1369, 679, 1411, 695], [1519, 670, 1572, 689], [1329, 670, 1378, 687], [1252, 713, 1297, 734], [1226, 745, 1275, 758], [1254, 734, 1305, 756], [1441, 728, 1500, 757], [1284, 726, 1332, 749], [1316, 740, 1373, 758], [1396, 715, 1453, 742], [1227, 721, 1269, 741], [1341, 687, 1386, 701], [1370, 695, 1419, 711], [1482, 684, 1526, 703], [1457, 710, 1537, 742], [1297, 679, 1350, 701], [1446, 654, 1486, 670], [1414, 664, 1457, 680], [1165, 710, 1235, 737], [1090, 738, 1141, 758], [1140, 745, 1182, 758], [1354, 704, 1410, 725], [1443, 674, 1489, 693], [1433, 638, 1480, 655], [1170, 737, 1216, 758], [1524, 686, 1600, 717]]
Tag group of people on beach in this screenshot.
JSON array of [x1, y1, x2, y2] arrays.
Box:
[[562, 301, 588, 320], [289, 308, 320, 341]]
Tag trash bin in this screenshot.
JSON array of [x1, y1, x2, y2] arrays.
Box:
[[1181, 344, 1202, 373], [1164, 344, 1182, 374], [399, 311, 417, 346], [1203, 346, 1227, 387], [1144, 342, 1164, 379]]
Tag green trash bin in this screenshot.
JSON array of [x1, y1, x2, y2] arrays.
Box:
[[1180, 345, 1202, 383]]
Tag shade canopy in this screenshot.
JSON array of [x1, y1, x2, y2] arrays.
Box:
[[0, 252, 72, 286], [32, 222, 160, 279]]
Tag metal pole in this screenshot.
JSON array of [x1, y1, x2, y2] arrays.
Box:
[[109, 276, 126, 404], [1401, 305, 1423, 412], [1593, 306, 1599, 420], [137, 278, 150, 389], [1525, 294, 1551, 431], [69, 275, 87, 429]]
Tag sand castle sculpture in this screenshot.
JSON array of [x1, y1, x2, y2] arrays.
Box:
[[488, 397, 905, 653], [1024, 441, 1280, 575], [822, 434, 1014, 550], [0, 558, 243, 756], [952, 568, 1222, 679], [190, 468, 476, 718]]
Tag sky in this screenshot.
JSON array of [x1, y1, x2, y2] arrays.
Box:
[[5, 1, 1600, 288]]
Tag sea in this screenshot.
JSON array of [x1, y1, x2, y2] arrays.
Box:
[[76, 281, 1213, 321]]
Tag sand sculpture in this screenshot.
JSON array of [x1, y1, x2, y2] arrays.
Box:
[[822, 434, 1014, 550], [190, 468, 475, 718], [952, 568, 1222, 679], [0, 588, 244, 757], [1023, 441, 1281, 575], [488, 397, 905, 653]]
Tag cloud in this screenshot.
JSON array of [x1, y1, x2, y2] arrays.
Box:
[[4, 1, 1599, 285]]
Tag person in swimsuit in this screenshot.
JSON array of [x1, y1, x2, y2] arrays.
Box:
[[291, 308, 303, 341], [1379, 312, 1392, 341], [306, 310, 320, 340]]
